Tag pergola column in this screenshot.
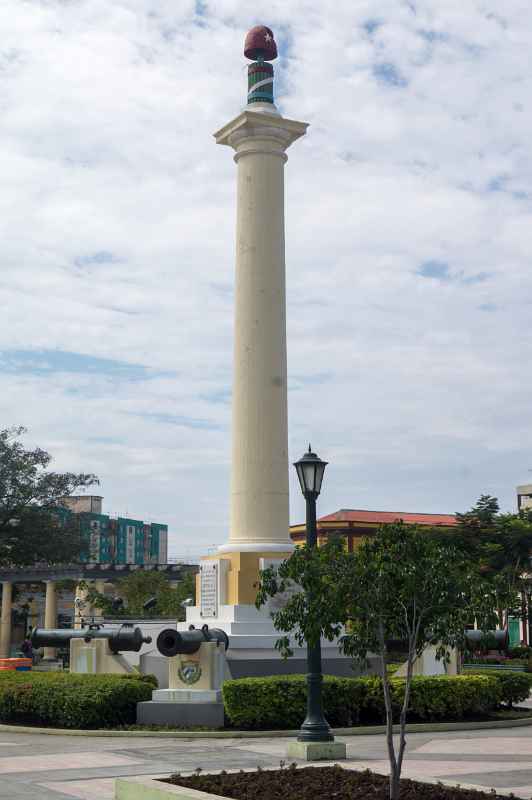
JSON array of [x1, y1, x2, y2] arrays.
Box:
[[74, 582, 91, 629], [92, 579, 106, 621], [42, 581, 58, 661], [0, 582, 13, 658]]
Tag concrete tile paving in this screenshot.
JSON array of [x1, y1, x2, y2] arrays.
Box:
[[41, 778, 117, 800], [417, 737, 532, 756], [0, 751, 142, 774], [0, 727, 528, 799]]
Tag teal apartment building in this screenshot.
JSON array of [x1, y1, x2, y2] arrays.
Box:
[[61, 496, 168, 565]]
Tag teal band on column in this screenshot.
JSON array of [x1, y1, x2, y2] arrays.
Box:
[[247, 60, 274, 104]]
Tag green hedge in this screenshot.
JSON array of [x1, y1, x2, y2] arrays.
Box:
[[508, 646, 532, 659], [0, 672, 155, 729], [222, 673, 530, 730], [478, 672, 532, 707]]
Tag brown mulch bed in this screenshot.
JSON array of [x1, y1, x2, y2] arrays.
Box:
[[162, 765, 521, 800]]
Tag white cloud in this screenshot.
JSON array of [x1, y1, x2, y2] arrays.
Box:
[[1, 0, 532, 557]]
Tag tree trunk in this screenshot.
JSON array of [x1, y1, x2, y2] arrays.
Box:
[[396, 644, 416, 782], [383, 667, 398, 800], [379, 636, 399, 800], [390, 769, 401, 800]]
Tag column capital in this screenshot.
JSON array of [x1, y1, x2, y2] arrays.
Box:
[[214, 110, 308, 159]]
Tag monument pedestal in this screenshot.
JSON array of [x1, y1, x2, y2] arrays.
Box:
[[70, 637, 133, 675], [136, 700, 224, 728], [186, 558, 356, 679], [137, 641, 226, 727]]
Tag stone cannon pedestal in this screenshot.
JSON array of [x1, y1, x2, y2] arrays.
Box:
[[137, 641, 226, 727]]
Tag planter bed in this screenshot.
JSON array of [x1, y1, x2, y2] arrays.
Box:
[[116, 766, 523, 800]]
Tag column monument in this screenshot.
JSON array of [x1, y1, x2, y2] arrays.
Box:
[[185, 27, 309, 662], [139, 27, 353, 704]]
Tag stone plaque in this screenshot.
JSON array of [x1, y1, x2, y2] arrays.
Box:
[[200, 561, 218, 618], [259, 558, 299, 614]]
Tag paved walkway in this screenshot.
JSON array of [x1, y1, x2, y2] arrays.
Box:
[[3, 726, 532, 799]]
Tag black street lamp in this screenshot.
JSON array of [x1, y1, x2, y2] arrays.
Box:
[[293, 445, 333, 743]]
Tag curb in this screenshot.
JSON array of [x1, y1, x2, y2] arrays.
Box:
[[1, 715, 532, 739]]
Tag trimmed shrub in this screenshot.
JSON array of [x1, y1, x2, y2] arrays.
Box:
[[0, 672, 154, 728], [222, 674, 506, 730], [488, 672, 532, 707], [121, 672, 158, 689], [508, 646, 532, 660]]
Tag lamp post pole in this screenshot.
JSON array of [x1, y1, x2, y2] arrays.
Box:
[[298, 490, 333, 742], [293, 446, 333, 743]]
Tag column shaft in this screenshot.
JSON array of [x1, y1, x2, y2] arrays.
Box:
[[74, 583, 91, 629], [215, 110, 307, 558], [92, 579, 106, 621], [230, 146, 289, 547]]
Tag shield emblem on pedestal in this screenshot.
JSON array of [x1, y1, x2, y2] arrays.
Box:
[[178, 660, 202, 685]]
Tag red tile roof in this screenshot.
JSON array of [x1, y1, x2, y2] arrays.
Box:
[[317, 509, 457, 527]]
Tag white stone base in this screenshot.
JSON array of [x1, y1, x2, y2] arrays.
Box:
[[287, 740, 347, 761], [137, 603, 364, 687], [217, 541, 294, 553], [184, 603, 346, 660], [152, 688, 221, 704]]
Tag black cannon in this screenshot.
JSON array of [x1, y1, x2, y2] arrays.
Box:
[[464, 629, 509, 651], [156, 624, 229, 657], [31, 624, 152, 654]]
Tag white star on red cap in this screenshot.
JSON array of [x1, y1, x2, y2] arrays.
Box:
[[264, 32, 272, 43]]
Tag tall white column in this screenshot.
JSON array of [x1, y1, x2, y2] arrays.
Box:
[[215, 109, 307, 553]]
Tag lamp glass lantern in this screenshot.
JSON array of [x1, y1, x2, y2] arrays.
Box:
[[294, 445, 328, 497]]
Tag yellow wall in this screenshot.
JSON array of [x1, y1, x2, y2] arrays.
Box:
[[199, 550, 292, 606]]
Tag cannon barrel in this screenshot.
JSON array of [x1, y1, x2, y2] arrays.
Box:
[[465, 629, 509, 650], [156, 625, 229, 657], [31, 625, 152, 653]]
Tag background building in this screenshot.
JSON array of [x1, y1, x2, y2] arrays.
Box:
[[290, 508, 458, 548], [60, 495, 168, 565], [517, 485, 532, 512]]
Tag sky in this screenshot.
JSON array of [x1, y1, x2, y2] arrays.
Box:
[[1, 1, 532, 561]]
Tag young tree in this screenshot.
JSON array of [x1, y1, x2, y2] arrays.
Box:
[[257, 523, 498, 800], [339, 523, 499, 800], [256, 538, 346, 659], [0, 426, 98, 566], [433, 495, 532, 628], [88, 570, 196, 620]]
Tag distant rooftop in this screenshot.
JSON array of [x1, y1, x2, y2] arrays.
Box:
[[317, 509, 458, 527], [59, 495, 167, 526], [60, 495, 103, 514]]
